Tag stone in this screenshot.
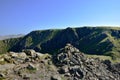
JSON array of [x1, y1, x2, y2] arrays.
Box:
[[48, 60, 52, 65], [0, 58, 4, 62], [9, 52, 18, 58], [51, 75, 61, 80], [25, 57, 31, 62], [23, 49, 36, 57], [0, 44, 119, 80], [59, 66, 69, 74], [70, 58, 79, 65], [75, 69, 84, 79], [53, 44, 120, 79], [0, 73, 5, 78], [64, 73, 71, 77], [18, 52, 27, 59], [23, 74, 30, 79], [4, 55, 13, 63], [27, 63, 36, 70], [36, 52, 44, 58], [66, 43, 71, 47]]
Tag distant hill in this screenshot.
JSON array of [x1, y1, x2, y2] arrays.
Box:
[[0, 37, 22, 54], [0, 34, 24, 40], [0, 27, 120, 59]]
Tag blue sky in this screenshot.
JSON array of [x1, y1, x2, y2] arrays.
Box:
[[0, 0, 120, 35]]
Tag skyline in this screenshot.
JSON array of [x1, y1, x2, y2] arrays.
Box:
[[0, 0, 120, 35]]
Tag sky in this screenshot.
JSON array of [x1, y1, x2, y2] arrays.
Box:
[[0, 0, 120, 35]]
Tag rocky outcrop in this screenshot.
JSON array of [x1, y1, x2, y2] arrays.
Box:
[[0, 44, 120, 80], [0, 49, 58, 80], [53, 44, 120, 80]]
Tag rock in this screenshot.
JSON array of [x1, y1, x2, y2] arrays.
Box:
[[0, 73, 5, 78], [36, 52, 44, 58], [53, 44, 120, 80], [0, 44, 119, 80], [51, 75, 61, 80], [65, 43, 79, 53], [25, 57, 31, 62], [27, 63, 36, 70], [48, 60, 52, 65], [75, 68, 84, 79], [22, 49, 36, 57], [4, 55, 14, 63], [66, 43, 71, 46], [18, 52, 27, 59], [59, 66, 69, 74], [23, 74, 30, 79], [54, 44, 86, 67], [9, 52, 18, 58], [0, 57, 4, 62], [64, 73, 71, 77], [8, 52, 27, 63]]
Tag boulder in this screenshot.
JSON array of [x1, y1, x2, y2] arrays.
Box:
[[36, 52, 44, 57], [9, 52, 18, 58], [22, 49, 36, 57], [18, 52, 27, 59]]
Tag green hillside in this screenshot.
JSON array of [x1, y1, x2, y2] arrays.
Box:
[[1, 27, 120, 59], [0, 37, 22, 54]]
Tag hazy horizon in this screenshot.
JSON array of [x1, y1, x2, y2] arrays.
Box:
[[0, 0, 120, 35]]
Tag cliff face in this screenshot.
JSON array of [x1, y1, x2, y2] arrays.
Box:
[[1, 27, 120, 59]]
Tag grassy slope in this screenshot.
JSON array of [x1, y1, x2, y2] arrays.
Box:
[[86, 54, 120, 63], [10, 29, 61, 52], [1, 27, 120, 59], [0, 38, 22, 54]]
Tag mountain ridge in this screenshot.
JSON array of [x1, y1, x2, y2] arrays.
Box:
[[0, 27, 120, 59], [0, 34, 24, 40]]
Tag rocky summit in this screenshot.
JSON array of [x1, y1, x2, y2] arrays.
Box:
[[53, 44, 120, 80], [0, 44, 120, 80], [0, 49, 59, 80]]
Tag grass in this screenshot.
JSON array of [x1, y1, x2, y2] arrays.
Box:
[[0, 78, 6, 80], [39, 74, 44, 78], [0, 61, 6, 65], [27, 68, 37, 73], [86, 54, 120, 63], [1, 27, 120, 59]]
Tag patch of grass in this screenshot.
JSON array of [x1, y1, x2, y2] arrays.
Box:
[[86, 54, 112, 60], [39, 74, 44, 78], [26, 68, 37, 73], [86, 54, 120, 63], [0, 61, 6, 65], [0, 78, 6, 80]]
